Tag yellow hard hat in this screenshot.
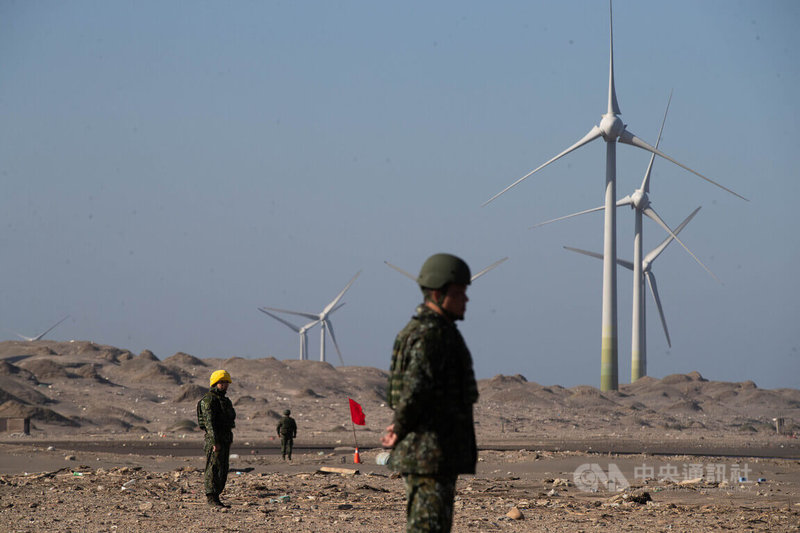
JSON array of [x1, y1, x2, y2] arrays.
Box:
[[209, 369, 232, 387]]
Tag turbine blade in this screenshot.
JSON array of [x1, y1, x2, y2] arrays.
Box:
[[645, 271, 672, 348], [644, 206, 720, 283], [616, 195, 635, 208], [33, 315, 70, 341], [530, 205, 605, 229], [483, 126, 603, 206], [322, 271, 361, 315], [258, 308, 302, 332], [260, 306, 320, 322], [643, 206, 701, 265], [325, 319, 345, 366], [301, 319, 321, 332], [619, 128, 748, 201], [471, 257, 508, 281], [608, 0, 621, 115], [384, 261, 417, 281], [564, 246, 634, 271], [564, 246, 604, 261], [642, 90, 673, 193]]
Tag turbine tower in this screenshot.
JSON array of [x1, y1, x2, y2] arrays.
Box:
[[530, 94, 719, 381], [14, 315, 70, 342], [483, 2, 746, 391], [259, 271, 360, 365], [384, 257, 509, 284], [565, 206, 703, 376]]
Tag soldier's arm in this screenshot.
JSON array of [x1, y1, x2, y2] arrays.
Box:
[[391, 334, 436, 441], [227, 399, 236, 428], [463, 354, 479, 405], [200, 397, 218, 445]]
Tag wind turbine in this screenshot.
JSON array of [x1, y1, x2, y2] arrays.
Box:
[[14, 315, 70, 342], [530, 93, 719, 381], [257, 308, 319, 361], [259, 271, 360, 365], [483, 1, 746, 391], [384, 257, 509, 284], [565, 206, 703, 379]]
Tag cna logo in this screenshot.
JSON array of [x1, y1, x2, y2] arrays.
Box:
[[573, 463, 630, 492]]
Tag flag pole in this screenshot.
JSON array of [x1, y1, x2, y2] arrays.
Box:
[[350, 419, 361, 463], [351, 419, 359, 449]]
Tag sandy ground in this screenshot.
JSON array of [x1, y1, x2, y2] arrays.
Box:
[[1, 439, 799, 532], [1, 341, 800, 530]]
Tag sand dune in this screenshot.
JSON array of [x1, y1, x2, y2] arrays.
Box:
[[0, 340, 796, 446]]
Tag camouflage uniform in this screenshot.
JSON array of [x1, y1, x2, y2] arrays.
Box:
[[199, 387, 236, 498], [387, 304, 479, 532], [276, 414, 297, 460]]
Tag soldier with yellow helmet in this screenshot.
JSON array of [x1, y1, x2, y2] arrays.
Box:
[[198, 369, 236, 507]]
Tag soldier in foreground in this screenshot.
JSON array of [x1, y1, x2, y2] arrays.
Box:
[[276, 408, 297, 460], [198, 369, 236, 507], [381, 253, 479, 532]]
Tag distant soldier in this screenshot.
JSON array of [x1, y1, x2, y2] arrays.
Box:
[[198, 369, 236, 507], [381, 253, 479, 532], [276, 409, 297, 461]]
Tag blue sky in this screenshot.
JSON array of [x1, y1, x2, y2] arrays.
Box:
[[1, 1, 798, 389]]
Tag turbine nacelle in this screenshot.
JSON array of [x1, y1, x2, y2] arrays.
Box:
[[599, 113, 625, 141], [629, 189, 649, 211]]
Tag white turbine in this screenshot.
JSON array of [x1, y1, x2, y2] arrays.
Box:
[[384, 257, 509, 283], [565, 206, 703, 375], [259, 271, 360, 365], [257, 308, 320, 361], [483, 1, 746, 391], [14, 315, 70, 342], [530, 93, 719, 381]]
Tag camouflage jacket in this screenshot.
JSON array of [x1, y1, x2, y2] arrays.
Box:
[[276, 416, 297, 438], [199, 388, 236, 446], [387, 305, 479, 475]]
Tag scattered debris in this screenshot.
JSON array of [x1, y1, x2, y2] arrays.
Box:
[[506, 506, 524, 520], [317, 467, 359, 476]]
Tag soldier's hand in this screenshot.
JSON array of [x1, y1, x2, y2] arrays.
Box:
[[380, 424, 398, 448], [213, 444, 220, 453]]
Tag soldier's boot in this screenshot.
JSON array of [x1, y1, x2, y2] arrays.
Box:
[[213, 493, 230, 508], [288, 454, 292, 461], [207, 494, 224, 507]]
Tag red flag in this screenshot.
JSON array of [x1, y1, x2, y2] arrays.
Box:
[[348, 398, 366, 426]]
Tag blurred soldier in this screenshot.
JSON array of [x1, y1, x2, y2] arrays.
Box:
[[276, 409, 297, 460], [381, 253, 479, 532], [198, 369, 236, 507]]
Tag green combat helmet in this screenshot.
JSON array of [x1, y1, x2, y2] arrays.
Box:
[[417, 253, 471, 290], [284, 409, 291, 415]]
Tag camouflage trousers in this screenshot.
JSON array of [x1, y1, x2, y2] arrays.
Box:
[[280, 436, 294, 459], [403, 474, 457, 533], [204, 440, 231, 496]]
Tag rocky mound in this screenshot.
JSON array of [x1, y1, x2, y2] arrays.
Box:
[[0, 342, 796, 440], [174, 384, 208, 403], [164, 352, 206, 367]]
